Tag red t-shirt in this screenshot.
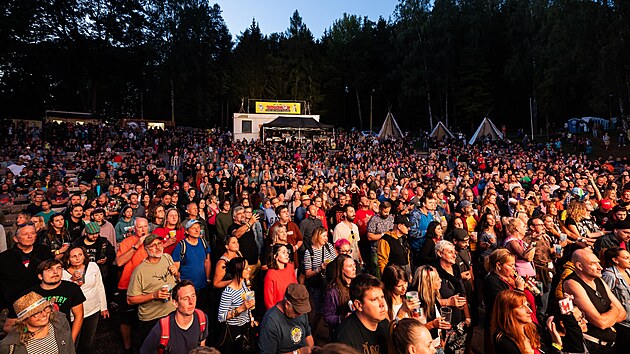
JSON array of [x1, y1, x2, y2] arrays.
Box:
[[153, 226, 186, 255], [263, 262, 297, 309]]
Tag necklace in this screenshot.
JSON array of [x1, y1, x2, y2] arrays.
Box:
[[28, 324, 47, 336]]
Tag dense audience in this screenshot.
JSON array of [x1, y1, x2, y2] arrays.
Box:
[[1, 119, 630, 354]]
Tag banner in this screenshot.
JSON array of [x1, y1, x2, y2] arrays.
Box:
[[255, 101, 301, 114]]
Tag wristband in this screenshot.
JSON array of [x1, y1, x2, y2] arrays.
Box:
[[132, 245, 138, 250], [551, 343, 562, 351]]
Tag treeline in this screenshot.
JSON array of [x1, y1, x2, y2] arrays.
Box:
[[1, 0, 629, 133]]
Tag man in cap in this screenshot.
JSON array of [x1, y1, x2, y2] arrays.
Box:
[[127, 233, 178, 342], [1, 292, 74, 353], [259, 283, 314, 354], [593, 220, 630, 254], [377, 214, 412, 275], [334, 273, 389, 353], [294, 194, 311, 224], [78, 180, 96, 204], [73, 221, 115, 276], [173, 220, 211, 313]]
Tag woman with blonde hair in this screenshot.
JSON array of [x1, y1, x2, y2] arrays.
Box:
[[563, 200, 607, 244], [491, 290, 541, 354]]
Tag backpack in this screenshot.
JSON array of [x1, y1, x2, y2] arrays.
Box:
[[158, 309, 207, 354], [179, 238, 209, 265]]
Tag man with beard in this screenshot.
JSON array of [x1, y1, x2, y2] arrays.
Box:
[[366, 201, 394, 278], [299, 204, 323, 247], [127, 233, 178, 342], [333, 205, 363, 265], [127, 192, 146, 218], [74, 222, 115, 277], [5, 259, 85, 342], [66, 204, 86, 242]]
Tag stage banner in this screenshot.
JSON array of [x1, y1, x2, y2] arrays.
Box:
[[255, 101, 301, 114]]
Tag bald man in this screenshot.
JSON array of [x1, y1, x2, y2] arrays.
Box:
[[563, 249, 625, 354]]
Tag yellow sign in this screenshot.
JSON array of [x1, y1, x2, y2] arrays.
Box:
[[255, 101, 301, 114]]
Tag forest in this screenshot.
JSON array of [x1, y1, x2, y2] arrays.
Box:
[[1, 0, 628, 134]]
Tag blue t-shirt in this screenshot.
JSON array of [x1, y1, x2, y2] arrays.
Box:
[[173, 238, 211, 289]]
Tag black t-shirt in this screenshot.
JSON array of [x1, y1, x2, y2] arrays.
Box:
[[334, 313, 389, 354], [66, 218, 85, 242], [0, 245, 52, 307], [8, 281, 86, 322], [227, 223, 259, 265]]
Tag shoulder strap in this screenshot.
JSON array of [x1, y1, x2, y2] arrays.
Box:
[[195, 309, 207, 344], [158, 315, 171, 354], [179, 240, 187, 265]]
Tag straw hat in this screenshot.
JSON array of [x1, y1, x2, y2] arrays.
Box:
[[13, 292, 51, 322]]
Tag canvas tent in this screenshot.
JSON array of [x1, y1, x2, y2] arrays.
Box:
[[261, 116, 333, 141], [430, 121, 455, 140], [378, 112, 404, 140], [468, 117, 504, 145]]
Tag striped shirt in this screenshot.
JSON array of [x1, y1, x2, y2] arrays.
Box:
[[217, 281, 251, 326], [304, 243, 336, 281], [25, 324, 59, 354]]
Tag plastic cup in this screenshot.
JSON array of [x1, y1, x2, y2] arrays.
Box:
[[161, 285, 170, 302], [554, 244, 563, 255], [559, 233, 568, 242], [168, 230, 176, 238], [440, 307, 452, 323]]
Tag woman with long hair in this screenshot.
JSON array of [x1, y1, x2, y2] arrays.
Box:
[[30, 215, 47, 244], [417, 221, 444, 266], [563, 200, 607, 244], [382, 265, 417, 321], [477, 213, 498, 262], [148, 204, 165, 232], [491, 290, 541, 354], [213, 235, 243, 290], [323, 254, 356, 336], [61, 246, 108, 354], [503, 218, 536, 278], [217, 257, 255, 354], [413, 265, 456, 346], [483, 249, 536, 354], [263, 244, 297, 309], [43, 213, 71, 260], [304, 227, 336, 315], [197, 198, 207, 221], [153, 207, 185, 254]]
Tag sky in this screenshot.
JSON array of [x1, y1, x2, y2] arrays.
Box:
[[214, 0, 400, 40]]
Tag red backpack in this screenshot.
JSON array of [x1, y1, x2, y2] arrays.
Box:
[[158, 309, 207, 354]]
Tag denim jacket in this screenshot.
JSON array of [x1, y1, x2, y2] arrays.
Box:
[[602, 266, 630, 326]]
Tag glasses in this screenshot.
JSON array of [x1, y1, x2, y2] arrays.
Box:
[[350, 230, 355, 240], [31, 306, 53, 318], [147, 243, 164, 250]]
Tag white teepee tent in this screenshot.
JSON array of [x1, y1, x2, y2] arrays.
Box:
[[468, 117, 503, 145], [378, 112, 404, 140], [429, 121, 455, 140]]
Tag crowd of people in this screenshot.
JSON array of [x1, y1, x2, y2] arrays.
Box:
[[1, 119, 630, 354]]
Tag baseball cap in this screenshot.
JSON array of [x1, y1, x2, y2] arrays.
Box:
[[459, 200, 472, 209], [184, 219, 202, 230], [394, 215, 413, 227], [450, 228, 469, 242], [600, 199, 613, 212], [143, 233, 162, 247], [285, 284, 311, 314], [85, 222, 100, 235]]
